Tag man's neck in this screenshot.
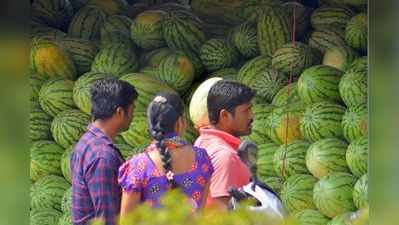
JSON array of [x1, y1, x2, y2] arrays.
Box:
[[208, 124, 237, 138], [93, 120, 118, 140]]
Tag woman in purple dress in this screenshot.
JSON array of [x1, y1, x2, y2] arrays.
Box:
[[118, 92, 214, 216]]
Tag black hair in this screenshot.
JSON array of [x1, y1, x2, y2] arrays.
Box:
[[147, 92, 184, 187], [207, 80, 255, 125], [90, 78, 138, 121]]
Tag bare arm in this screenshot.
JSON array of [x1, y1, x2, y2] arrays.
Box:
[[119, 191, 141, 224]]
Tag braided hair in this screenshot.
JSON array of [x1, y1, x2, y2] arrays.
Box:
[[147, 92, 184, 187]]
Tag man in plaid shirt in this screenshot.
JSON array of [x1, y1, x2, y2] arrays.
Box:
[[71, 79, 138, 225]]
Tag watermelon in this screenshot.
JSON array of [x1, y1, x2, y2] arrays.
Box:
[[346, 137, 368, 177], [199, 39, 239, 72], [248, 103, 274, 145], [342, 104, 368, 142], [322, 45, 359, 71], [116, 143, 146, 160], [297, 65, 343, 105], [31, 175, 71, 211], [57, 37, 99, 76], [345, 13, 367, 54], [68, 6, 107, 41], [313, 172, 357, 218], [139, 48, 174, 68], [310, 6, 355, 31], [280, 174, 318, 213], [257, 142, 280, 177], [51, 109, 90, 148], [273, 140, 310, 178], [258, 176, 284, 195], [327, 212, 352, 225], [114, 134, 129, 145], [272, 82, 301, 107], [61, 187, 72, 214], [120, 112, 151, 147], [30, 18, 68, 41], [30, 74, 46, 102], [306, 138, 350, 179], [207, 68, 238, 81], [157, 52, 195, 94], [91, 43, 139, 77], [30, 104, 53, 141], [339, 64, 367, 108], [189, 77, 222, 129], [162, 11, 206, 55], [61, 146, 73, 183], [31, 0, 74, 31], [257, 6, 291, 56], [231, 22, 259, 58], [292, 209, 331, 225], [308, 28, 347, 54], [131, 10, 166, 50], [73, 71, 110, 115], [237, 55, 271, 81], [30, 141, 65, 182], [30, 208, 63, 225], [100, 29, 134, 48], [30, 39, 77, 80], [58, 213, 72, 225], [347, 57, 367, 74], [300, 102, 346, 142], [191, 0, 245, 26], [38, 78, 76, 117], [272, 42, 319, 76], [101, 14, 132, 38], [353, 174, 368, 209], [87, 0, 128, 16]]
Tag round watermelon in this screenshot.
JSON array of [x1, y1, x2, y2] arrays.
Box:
[[30, 208, 63, 225], [339, 69, 367, 108], [272, 82, 302, 107], [292, 209, 330, 225], [273, 140, 310, 178], [200, 38, 239, 72], [310, 5, 355, 30], [30, 141, 65, 182], [258, 176, 285, 195], [257, 142, 280, 177], [313, 172, 357, 218], [61, 145, 73, 183], [347, 56, 367, 74], [247, 103, 274, 145], [353, 174, 368, 209], [346, 137, 368, 177], [231, 22, 259, 58], [342, 104, 368, 142], [30, 74, 46, 102], [130, 10, 166, 50], [30, 103, 53, 141], [345, 13, 367, 54], [308, 28, 346, 54], [61, 186, 72, 214], [237, 55, 272, 83], [139, 48, 174, 68], [68, 6, 106, 41], [120, 112, 151, 147], [31, 0, 74, 31], [306, 138, 350, 179]]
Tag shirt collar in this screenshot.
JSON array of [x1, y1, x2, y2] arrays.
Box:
[[87, 123, 114, 146], [199, 126, 241, 150]]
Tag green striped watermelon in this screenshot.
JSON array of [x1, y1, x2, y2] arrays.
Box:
[[61, 186, 72, 214], [199, 39, 239, 72], [30, 74, 46, 102], [120, 112, 151, 147], [30, 208, 63, 225], [300, 102, 346, 142], [30, 141, 65, 182], [241, 0, 283, 22], [248, 103, 274, 145], [272, 82, 302, 107], [131, 10, 166, 50], [342, 104, 368, 142], [327, 212, 352, 225], [297, 65, 343, 105], [345, 13, 367, 54], [313, 172, 357, 218], [30, 103, 53, 141], [237, 54, 272, 82], [91, 44, 139, 77], [162, 11, 206, 55], [30, 39, 77, 80], [353, 174, 368, 209], [273, 140, 310, 178], [101, 30, 134, 49], [61, 146, 73, 183], [257, 7, 291, 56], [87, 0, 128, 16], [347, 56, 367, 74], [73, 71, 110, 114], [207, 68, 238, 81], [231, 22, 259, 58], [258, 176, 284, 195], [182, 111, 199, 144], [272, 42, 319, 76], [346, 137, 368, 177], [51, 109, 90, 148], [101, 14, 132, 38], [58, 213, 72, 225], [68, 6, 107, 41], [30, 19, 68, 41], [292, 209, 331, 225], [306, 138, 350, 179], [30, 175, 70, 211], [58, 37, 99, 76], [310, 6, 355, 31], [257, 142, 280, 177], [38, 78, 76, 117], [139, 48, 173, 68], [280, 174, 318, 213], [114, 134, 129, 145], [31, 0, 74, 31], [339, 65, 367, 108], [157, 52, 195, 94], [323, 45, 359, 71], [308, 28, 347, 54]]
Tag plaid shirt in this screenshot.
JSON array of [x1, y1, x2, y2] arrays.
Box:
[[71, 124, 124, 225]]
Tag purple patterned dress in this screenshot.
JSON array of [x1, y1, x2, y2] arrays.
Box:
[[118, 144, 214, 209]]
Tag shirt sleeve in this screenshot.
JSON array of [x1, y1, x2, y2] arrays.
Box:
[[118, 156, 145, 193], [86, 157, 120, 225]]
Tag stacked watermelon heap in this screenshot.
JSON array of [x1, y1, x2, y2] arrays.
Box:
[[30, 0, 368, 224]]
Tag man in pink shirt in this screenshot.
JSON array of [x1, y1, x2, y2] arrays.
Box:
[[194, 80, 255, 210]]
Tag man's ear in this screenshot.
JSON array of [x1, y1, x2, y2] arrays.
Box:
[[219, 109, 231, 121], [115, 106, 124, 117]]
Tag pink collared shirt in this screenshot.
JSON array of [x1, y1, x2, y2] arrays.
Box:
[[194, 127, 251, 208]]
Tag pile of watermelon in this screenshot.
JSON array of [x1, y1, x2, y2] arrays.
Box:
[[29, 0, 368, 224]]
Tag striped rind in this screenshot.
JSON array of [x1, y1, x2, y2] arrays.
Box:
[[31, 0, 74, 30], [101, 14, 132, 37], [345, 13, 367, 54], [273, 140, 311, 178], [258, 176, 284, 194], [310, 6, 355, 30], [257, 142, 280, 177], [51, 109, 90, 148], [231, 22, 259, 58], [199, 38, 240, 72], [237, 55, 272, 83], [280, 174, 318, 213], [68, 6, 107, 41], [61, 186, 72, 214], [272, 82, 302, 107], [130, 10, 166, 50], [248, 103, 275, 145], [300, 102, 346, 142], [339, 68, 367, 108], [306, 138, 350, 179], [353, 174, 368, 209], [120, 112, 151, 147], [139, 48, 174, 68], [308, 28, 347, 54], [38, 78, 76, 117], [30, 208, 62, 225], [61, 146, 73, 183], [30, 104, 53, 141], [342, 104, 368, 142], [207, 68, 238, 81], [313, 172, 357, 218], [346, 137, 368, 177]]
